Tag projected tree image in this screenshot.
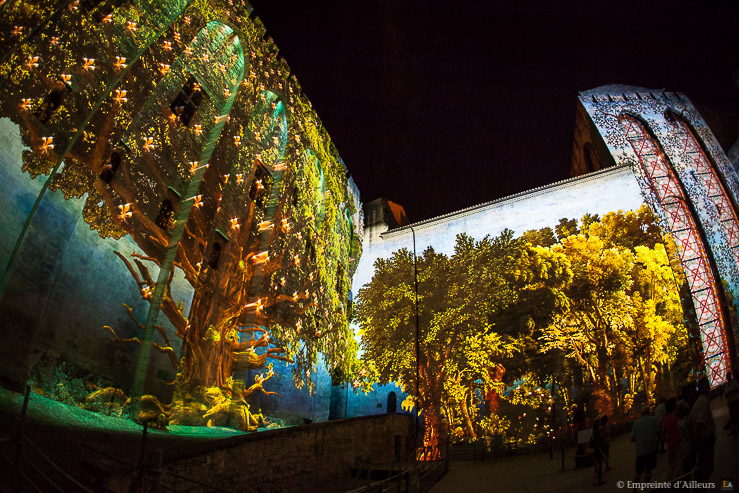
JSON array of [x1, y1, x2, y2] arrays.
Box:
[[0, 2, 360, 429], [356, 207, 693, 446], [539, 207, 688, 414], [355, 232, 522, 454]]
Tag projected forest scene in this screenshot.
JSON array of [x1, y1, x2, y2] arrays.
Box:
[[0, 3, 361, 432], [354, 206, 700, 452]]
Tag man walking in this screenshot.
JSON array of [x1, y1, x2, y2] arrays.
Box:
[[631, 406, 659, 485]]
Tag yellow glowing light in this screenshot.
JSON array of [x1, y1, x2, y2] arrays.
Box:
[[142, 137, 156, 151], [20, 98, 32, 110], [82, 58, 96, 71], [233, 135, 241, 146], [191, 195, 203, 208], [12, 26, 23, 37], [185, 46, 193, 56], [113, 89, 128, 103], [50, 36, 60, 45], [101, 13, 113, 23], [163, 40, 172, 51], [230, 217, 240, 230], [193, 124, 203, 135], [252, 251, 269, 264], [25, 55, 39, 69], [117, 203, 133, 221], [113, 56, 127, 70], [236, 173, 244, 184], [125, 20, 137, 32], [273, 161, 286, 171], [40, 136, 54, 153], [158, 63, 170, 75], [173, 32, 181, 42], [258, 221, 273, 232]]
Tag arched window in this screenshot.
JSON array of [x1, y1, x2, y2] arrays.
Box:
[[208, 242, 222, 270], [100, 151, 121, 183], [583, 142, 600, 173], [35, 90, 63, 124], [665, 111, 739, 267], [619, 114, 730, 387], [387, 391, 397, 414], [170, 76, 205, 127], [155, 199, 174, 230]]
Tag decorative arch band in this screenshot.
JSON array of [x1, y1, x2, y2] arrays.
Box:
[[619, 114, 730, 387]]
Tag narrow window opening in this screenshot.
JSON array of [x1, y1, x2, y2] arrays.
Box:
[[249, 163, 272, 208], [208, 242, 222, 270], [170, 76, 205, 127], [81, 0, 124, 21], [100, 151, 121, 183], [35, 91, 63, 124], [155, 199, 174, 230], [583, 142, 600, 173], [336, 263, 344, 295]]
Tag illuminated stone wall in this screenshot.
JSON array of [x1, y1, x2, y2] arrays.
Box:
[[0, 1, 362, 425]]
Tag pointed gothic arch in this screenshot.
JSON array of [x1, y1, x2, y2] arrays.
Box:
[[619, 114, 731, 387]]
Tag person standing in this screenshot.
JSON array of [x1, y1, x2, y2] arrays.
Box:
[[631, 406, 660, 484], [591, 417, 602, 479], [677, 399, 694, 477], [687, 376, 715, 484], [599, 415, 613, 471], [662, 397, 681, 479], [654, 395, 667, 453], [724, 371, 739, 435]]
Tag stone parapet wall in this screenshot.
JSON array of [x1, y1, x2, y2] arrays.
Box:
[[161, 413, 414, 492]]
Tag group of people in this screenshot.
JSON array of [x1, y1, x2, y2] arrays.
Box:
[[631, 372, 738, 486], [571, 371, 738, 487]]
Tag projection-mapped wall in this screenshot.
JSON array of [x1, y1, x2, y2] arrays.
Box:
[[349, 86, 739, 450], [0, 1, 361, 431]]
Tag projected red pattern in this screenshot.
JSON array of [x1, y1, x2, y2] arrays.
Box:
[[669, 114, 739, 267], [620, 115, 728, 387]]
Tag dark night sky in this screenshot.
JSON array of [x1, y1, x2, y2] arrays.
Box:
[[248, 0, 739, 223]]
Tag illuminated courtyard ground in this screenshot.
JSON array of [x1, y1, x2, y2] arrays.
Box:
[[431, 399, 738, 493]]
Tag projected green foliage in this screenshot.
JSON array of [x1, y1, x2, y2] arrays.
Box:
[[357, 206, 691, 445], [0, 1, 361, 429]]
